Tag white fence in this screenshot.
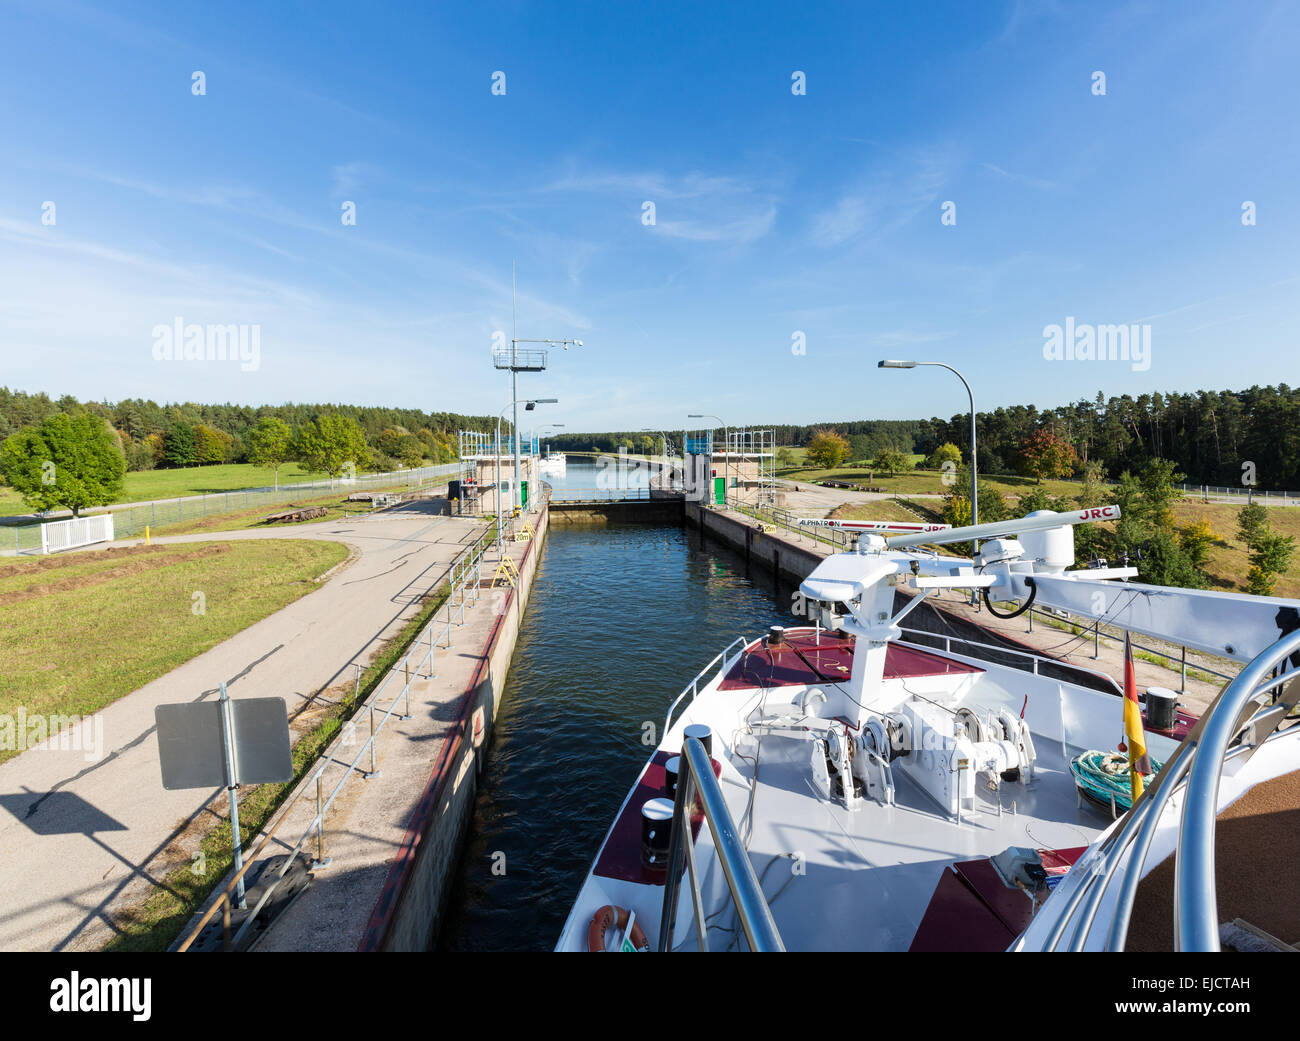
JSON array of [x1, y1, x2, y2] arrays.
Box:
[[41, 514, 114, 554]]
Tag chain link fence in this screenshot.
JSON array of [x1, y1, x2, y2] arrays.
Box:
[[1179, 483, 1300, 506], [3, 463, 461, 555]]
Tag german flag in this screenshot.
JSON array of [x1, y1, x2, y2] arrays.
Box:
[[1122, 631, 1152, 800]]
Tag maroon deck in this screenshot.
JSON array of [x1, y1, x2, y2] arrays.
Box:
[[908, 847, 1085, 951], [718, 632, 983, 691], [594, 751, 721, 886], [1146, 708, 1197, 741]]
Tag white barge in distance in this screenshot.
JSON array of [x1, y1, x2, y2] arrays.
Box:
[[558, 506, 1300, 952], [537, 452, 566, 477]]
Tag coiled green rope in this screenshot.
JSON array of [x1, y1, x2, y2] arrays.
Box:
[[1070, 749, 1163, 812]]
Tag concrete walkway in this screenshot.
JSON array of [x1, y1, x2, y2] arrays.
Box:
[[0, 499, 485, 952], [255, 507, 548, 952]]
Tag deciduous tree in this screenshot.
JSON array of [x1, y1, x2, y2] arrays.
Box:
[[247, 416, 294, 490], [0, 412, 126, 516], [296, 414, 369, 478], [806, 430, 850, 469]]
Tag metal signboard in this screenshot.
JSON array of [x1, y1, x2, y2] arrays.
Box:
[[156, 696, 291, 790]]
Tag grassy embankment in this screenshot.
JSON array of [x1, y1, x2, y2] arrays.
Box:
[[0, 539, 349, 763]]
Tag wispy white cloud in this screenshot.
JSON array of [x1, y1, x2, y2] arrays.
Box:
[[808, 195, 873, 248], [542, 165, 780, 246], [655, 206, 776, 244], [808, 148, 955, 248], [979, 161, 1059, 192], [330, 161, 384, 198]]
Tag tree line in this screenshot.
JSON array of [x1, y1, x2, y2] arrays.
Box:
[[0, 388, 498, 474], [919, 385, 1300, 491], [550, 384, 1300, 491]]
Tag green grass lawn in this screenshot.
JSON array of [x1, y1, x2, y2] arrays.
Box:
[[140, 483, 419, 539], [0, 461, 426, 517], [1169, 502, 1300, 598], [115, 461, 324, 500], [827, 499, 932, 525], [0, 486, 27, 517], [0, 538, 348, 761]]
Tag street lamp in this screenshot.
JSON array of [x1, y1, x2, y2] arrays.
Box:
[[537, 423, 565, 459], [878, 357, 979, 541], [505, 337, 582, 514], [640, 428, 671, 457], [688, 413, 728, 505], [496, 398, 556, 554]]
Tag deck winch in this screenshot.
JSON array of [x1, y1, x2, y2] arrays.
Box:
[[811, 699, 1037, 817]]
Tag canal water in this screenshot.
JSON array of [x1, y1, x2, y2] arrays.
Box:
[[438, 464, 795, 950]]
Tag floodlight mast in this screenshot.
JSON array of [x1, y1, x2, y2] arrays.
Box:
[[508, 339, 581, 512]]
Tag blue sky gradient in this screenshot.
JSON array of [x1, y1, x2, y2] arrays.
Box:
[[2, 0, 1298, 432]]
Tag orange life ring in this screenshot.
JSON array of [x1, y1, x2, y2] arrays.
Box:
[[587, 904, 649, 952]]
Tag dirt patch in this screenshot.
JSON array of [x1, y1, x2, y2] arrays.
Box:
[[0, 543, 233, 606], [0, 541, 178, 577]]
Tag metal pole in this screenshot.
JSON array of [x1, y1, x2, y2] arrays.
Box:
[[512, 340, 520, 514], [366, 704, 380, 778], [218, 681, 246, 909], [313, 771, 330, 868], [496, 411, 505, 558]]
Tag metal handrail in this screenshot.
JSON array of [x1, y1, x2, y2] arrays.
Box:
[[1035, 630, 1300, 951], [1175, 630, 1300, 950], [176, 518, 503, 951], [897, 629, 1122, 693], [657, 737, 785, 952], [664, 636, 748, 736], [547, 488, 655, 503], [723, 495, 856, 551]]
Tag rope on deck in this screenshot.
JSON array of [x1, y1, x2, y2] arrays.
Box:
[[1069, 749, 1163, 813]]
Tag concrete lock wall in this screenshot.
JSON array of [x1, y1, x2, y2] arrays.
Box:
[[361, 504, 551, 951], [549, 499, 684, 524], [686, 501, 823, 587]]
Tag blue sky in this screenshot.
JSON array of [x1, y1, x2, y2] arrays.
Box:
[[2, 0, 1298, 433]]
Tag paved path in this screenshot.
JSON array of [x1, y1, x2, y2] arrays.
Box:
[[0, 499, 485, 951], [256, 508, 547, 952]]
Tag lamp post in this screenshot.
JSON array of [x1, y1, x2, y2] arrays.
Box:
[[507, 338, 582, 514], [688, 413, 727, 506], [642, 428, 675, 492], [878, 360, 979, 570], [496, 398, 556, 554], [537, 423, 564, 458]]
